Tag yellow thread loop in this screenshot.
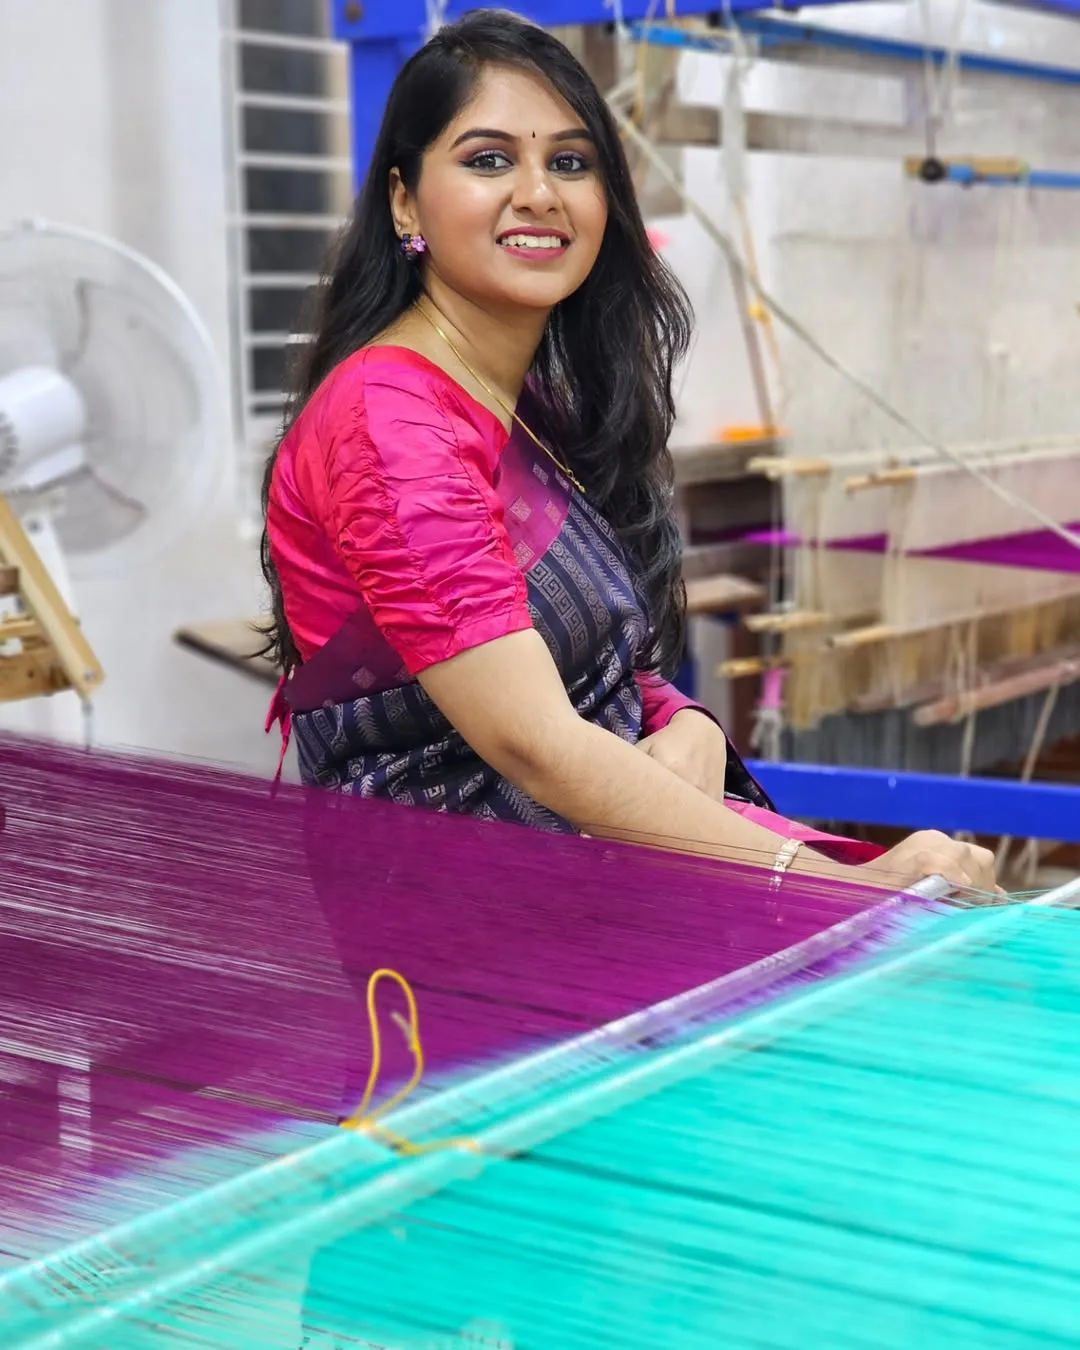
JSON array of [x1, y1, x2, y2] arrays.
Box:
[[340, 968, 480, 1157]]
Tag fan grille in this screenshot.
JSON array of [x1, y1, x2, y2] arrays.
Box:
[[0, 220, 223, 572]]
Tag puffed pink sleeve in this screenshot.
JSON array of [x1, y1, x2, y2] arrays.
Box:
[[315, 360, 533, 675], [635, 671, 720, 734]]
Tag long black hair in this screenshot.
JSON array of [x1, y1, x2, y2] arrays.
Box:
[[261, 8, 693, 677]]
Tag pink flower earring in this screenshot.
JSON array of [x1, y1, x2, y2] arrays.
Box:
[[400, 232, 427, 260]]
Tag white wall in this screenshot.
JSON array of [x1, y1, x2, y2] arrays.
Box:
[[0, 0, 279, 774]]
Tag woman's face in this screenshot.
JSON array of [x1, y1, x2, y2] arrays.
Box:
[[393, 64, 609, 315]]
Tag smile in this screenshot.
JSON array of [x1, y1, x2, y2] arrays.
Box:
[[497, 233, 570, 253]]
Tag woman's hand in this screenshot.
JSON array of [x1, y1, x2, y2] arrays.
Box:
[[637, 709, 728, 800], [871, 830, 999, 894]]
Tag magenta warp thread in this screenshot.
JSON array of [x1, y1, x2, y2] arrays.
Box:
[[0, 732, 896, 1259]]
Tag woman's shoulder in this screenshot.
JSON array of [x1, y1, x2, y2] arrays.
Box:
[[280, 346, 506, 496], [312, 345, 450, 424], [302, 345, 502, 448]]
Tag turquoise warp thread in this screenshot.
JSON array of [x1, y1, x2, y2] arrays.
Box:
[[12, 904, 1080, 1349], [292, 907, 1080, 1350]]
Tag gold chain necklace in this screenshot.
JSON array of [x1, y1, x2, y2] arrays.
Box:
[[414, 301, 586, 495]]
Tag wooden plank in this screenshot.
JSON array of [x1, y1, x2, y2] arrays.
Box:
[[0, 565, 18, 597], [671, 437, 780, 486], [682, 540, 771, 581], [685, 573, 764, 616], [679, 478, 775, 540], [0, 496, 104, 701], [0, 650, 69, 701], [0, 616, 41, 643], [913, 656, 1080, 727]]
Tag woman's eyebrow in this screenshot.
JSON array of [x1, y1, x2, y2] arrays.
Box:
[[450, 126, 594, 149]]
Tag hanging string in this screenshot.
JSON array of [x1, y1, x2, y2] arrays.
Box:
[[341, 968, 481, 1157], [917, 0, 968, 164]]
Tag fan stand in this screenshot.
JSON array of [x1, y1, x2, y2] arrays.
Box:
[[0, 494, 104, 705]]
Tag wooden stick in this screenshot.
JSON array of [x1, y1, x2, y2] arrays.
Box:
[[173, 619, 279, 685], [0, 616, 42, 643], [0, 496, 104, 701], [844, 467, 919, 493], [904, 155, 1027, 180], [852, 644, 1080, 715], [717, 655, 792, 679], [827, 587, 1080, 649], [744, 610, 832, 634], [746, 456, 832, 480], [828, 624, 896, 650], [912, 658, 1080, 727]]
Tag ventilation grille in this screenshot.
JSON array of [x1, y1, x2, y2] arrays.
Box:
[[224, 0, 352, 530]]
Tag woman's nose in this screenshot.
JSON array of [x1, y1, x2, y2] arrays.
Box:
[[510, 162, 559, 214]]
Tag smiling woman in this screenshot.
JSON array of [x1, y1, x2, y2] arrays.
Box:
[[259, 9, 997, 897], [389, 64, 608, 357]]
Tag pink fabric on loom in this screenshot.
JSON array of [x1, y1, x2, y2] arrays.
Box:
[[744, 523, 1080, 575], [919, 520, 1080, 573], [0, 734, 893, 1249], [726, 800, 883, 864]]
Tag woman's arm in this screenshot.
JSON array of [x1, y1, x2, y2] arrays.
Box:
[[633, 672, 729, 798], [635, 670, 712, 734], [312, 367, 995, 892], [420, 629, 997, 891]]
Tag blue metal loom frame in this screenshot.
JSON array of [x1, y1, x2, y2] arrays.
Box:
[[331, 0, 1080, 187], [746, 760, 1080, 843], [329, 0, 1080, 839]]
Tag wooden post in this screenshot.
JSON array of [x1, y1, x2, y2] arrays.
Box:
[[0, 495, 104, 704]]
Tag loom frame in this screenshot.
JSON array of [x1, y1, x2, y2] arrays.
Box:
[[330, 0, 1080, 191]]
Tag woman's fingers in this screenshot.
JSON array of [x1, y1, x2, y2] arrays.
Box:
[[961, 842, 997, 893], [926, 842, 996, 894]]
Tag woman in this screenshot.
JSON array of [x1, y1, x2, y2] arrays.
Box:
[[263, 9, 995, 896]]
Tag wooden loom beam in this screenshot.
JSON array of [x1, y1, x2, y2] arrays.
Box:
[[912, 655, 1080, 728], [0, 495, 104, 705]]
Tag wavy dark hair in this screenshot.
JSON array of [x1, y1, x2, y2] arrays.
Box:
[[261, 8, 693, 678]]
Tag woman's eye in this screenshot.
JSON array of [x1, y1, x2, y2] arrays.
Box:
[[552, 151, 590, 174], [465, 150, 512, 172]]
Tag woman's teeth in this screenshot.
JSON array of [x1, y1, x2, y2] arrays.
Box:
[[499, 235, 566, 249]]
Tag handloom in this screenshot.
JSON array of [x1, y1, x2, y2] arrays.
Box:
[[3, 734, 1080, 1348]]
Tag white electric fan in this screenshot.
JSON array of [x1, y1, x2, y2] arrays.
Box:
[[0, 218, 223, 741]]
